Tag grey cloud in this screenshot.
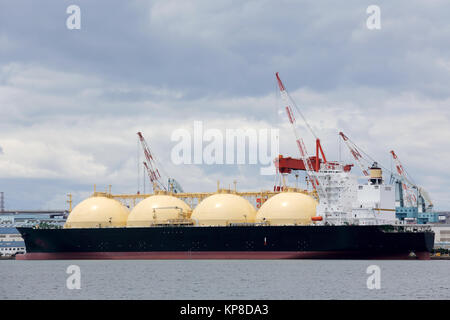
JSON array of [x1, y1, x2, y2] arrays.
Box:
[[1, 1, 450, 98]]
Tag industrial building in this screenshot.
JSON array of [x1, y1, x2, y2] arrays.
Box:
[[431, 225, 450, 249], [0, 227, 25, 256]]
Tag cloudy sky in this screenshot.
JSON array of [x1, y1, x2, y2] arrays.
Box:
[[0, 0, 449, 210]]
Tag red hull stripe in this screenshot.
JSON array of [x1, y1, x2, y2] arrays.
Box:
[[15, 251, 430, 260]]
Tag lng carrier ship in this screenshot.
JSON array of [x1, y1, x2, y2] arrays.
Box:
[[16, 73, 434, 260]]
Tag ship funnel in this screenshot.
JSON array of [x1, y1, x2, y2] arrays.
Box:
[[369, 162, 383, 185]]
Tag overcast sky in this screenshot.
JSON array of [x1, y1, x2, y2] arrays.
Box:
[[0, 0, 449, 210]]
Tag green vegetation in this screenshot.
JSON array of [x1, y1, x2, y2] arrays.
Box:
[[36, 222, 62, 229]]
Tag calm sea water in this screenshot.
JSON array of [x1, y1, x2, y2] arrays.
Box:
[[0, 260, 449, 300]]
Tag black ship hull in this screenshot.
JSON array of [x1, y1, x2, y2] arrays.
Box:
[[16, 225, 434, 260]]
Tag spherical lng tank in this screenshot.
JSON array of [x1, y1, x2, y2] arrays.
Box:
[[64, 196, 129, 228], [127, 194, 191, 227], [256, 191, 317, 225], [191, 193, 256, 226]]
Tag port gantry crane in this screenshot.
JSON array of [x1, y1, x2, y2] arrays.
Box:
[[390, 150, 433, 212], [275, 72, 328, 200], [137, 132, 184, 194], [390, 150, 417, 207]]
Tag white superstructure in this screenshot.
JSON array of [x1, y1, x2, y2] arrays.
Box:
[[316, 163, 398, 226], [315, 164, 357, 224]]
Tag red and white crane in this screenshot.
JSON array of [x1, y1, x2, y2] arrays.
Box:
[[275, 72, 327, 199], [339, 132, 370, 177], [137, 132, 166, 192], [390, 150, 417, 207]]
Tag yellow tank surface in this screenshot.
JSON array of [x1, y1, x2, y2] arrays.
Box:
[[64, 196, 129, 229], [256, 191, 317, 225], [191, 193, 256, 226], [127, 195, 191, 227]]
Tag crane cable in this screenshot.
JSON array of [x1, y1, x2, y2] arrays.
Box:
[[344, 134, 420, 190], [285, 90, 318, 141]]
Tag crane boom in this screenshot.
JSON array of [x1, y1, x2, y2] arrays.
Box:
[[339, 132, 369, 176], [275, 72, 327, 199], [137, 132, 166, 191], [390, 150, 417, 207], [390, 150, 433, 209], [142, 161, 158, 187]]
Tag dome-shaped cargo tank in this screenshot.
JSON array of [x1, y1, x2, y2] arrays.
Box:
[[256, 191, 317, 225], [64, 196, 129, 229], [191, 193, 256, 226], [127, 194, 191, 227]]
